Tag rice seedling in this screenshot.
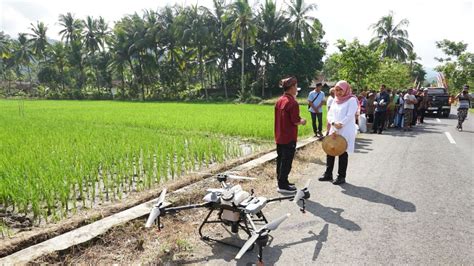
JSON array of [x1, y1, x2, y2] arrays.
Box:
[[0, 99, 316, 224]]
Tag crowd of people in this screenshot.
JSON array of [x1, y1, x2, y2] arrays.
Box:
[[356, 85, 433, 133], [274, 77, 471, 193]]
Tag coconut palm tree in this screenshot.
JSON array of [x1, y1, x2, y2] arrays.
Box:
[[58, 13, 83, 44], [83, 16, 100, 55], [369, 11, 413, 61], [286, 0, 317, 44], [227, 0, 257, 96], [0, 31, 11, 59], [14, 33, 34, 88], [256, 0, 289, 96], [29, 21, 49, 62], [48, 42, 67, 91], [96, 16, 110, 52], [182, 4, 212, 100], [209, 0, 231, 99]]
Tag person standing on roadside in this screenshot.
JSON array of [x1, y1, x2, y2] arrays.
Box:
[[455, 85, 472, 131], [366, 92, 375, 123], [325, 87, 335, 136], [319, 80, 358, 185], [372, 84, 390, 134], [417, 88, 429, 124], [308, 83, 326, 138], [403, 89, 417, 131], [275, 77, 307, 193]]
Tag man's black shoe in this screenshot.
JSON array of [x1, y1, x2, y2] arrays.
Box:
[[332, 178, 346, 185], [277, 185, 297, 194], [318, 176, 333, 182]]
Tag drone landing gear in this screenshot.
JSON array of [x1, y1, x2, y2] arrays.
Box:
[[199, 208, 253, 249], [256, 234, 269, 266], [198, 208, 268, 254]]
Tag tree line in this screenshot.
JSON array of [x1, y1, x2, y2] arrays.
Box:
[[1, 1, 470, 101], [0, 0, 326, 101]]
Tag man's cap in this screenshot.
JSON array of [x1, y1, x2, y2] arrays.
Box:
[[463, 84, 469, 90]]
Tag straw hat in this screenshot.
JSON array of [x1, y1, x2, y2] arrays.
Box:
[[322, 133, 348, 156]]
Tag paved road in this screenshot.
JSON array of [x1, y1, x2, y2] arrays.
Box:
[[188, 108, 473, 265]]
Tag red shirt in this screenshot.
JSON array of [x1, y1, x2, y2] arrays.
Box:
[[274, 93, 301, 144]]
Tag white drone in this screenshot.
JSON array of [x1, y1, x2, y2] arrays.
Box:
[[145, 173, 311, 265]]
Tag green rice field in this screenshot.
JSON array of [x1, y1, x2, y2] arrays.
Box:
[[0, 100, 320, 224]]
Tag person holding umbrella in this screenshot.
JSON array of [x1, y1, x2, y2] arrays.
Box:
[[319, 80, 358, 185]]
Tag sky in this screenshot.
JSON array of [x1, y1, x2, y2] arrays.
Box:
[[1, 0, 473, 69]]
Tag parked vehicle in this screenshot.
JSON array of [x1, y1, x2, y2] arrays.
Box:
[[424, 87, 451, 117]]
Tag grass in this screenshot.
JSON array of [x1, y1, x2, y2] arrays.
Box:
[[0, 99, 322, 223]]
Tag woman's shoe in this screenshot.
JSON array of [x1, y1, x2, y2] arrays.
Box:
[[332, 178, 346, 185], [318, 175, 333, 182]]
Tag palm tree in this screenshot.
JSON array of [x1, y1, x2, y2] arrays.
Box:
[[96, 16, 110, 52], [49, 42, 67, 92], [108, 28, 129, 96], [407, 50, 420, 69], [83, 16, 101, 88], [83, 16, 100, 55], [369, 11, 413, 61], [0, 32, 14, 93], [58, 13, 83, 44], [14, 33, 34, 88], [286, 0, 317, 44], [29, 21, 49, 62], [0, 31, 11, 59], [257, 0, 289, 96], [182, 5, 212, 100], [227, 0, 257, 96]]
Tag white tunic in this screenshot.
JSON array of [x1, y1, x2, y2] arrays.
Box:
[[327, 97, 358, 153]]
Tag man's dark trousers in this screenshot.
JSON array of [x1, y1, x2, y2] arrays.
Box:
[[373, 111, 387, 133], [310, 112, 323, 134], [276, 141, 296, 187]]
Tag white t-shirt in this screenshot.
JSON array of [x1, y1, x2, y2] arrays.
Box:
[[404, 94, 416, 109]]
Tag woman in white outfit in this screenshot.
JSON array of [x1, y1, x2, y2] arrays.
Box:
[[318, 80, 358, 185]]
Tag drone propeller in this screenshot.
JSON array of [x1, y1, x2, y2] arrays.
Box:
[[235, 213, 290, 260], [145, 188, 167, 228], [294, 179, 311, 204], [206, 188, 226, 193], [226, 174, 256, 180]]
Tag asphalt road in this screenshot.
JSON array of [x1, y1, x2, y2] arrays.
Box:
[[188, 108, 473, 265]]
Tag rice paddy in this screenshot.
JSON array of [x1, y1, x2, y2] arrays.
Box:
[[0, 100, 318, 224]]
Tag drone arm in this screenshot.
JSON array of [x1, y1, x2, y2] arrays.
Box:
[[161, 202, 211, 215], [266, 195, 296, 203]]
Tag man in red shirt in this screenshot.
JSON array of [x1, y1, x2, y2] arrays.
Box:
[[275, 77, 306, 193]]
